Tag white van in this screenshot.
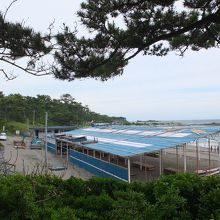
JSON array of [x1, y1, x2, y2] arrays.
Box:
[[0, 133, 7, 141]]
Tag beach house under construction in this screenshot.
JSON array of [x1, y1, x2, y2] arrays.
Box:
[[47, 125, 220, 182]]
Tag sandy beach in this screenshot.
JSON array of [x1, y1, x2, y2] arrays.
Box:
[[1, 136, 93, 180]]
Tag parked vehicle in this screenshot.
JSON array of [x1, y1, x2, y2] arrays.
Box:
[[31, 137, 41, 145], [0, 132, 7, 141], [30, 136, 43, 149]]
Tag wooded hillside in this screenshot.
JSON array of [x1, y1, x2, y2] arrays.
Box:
[[0, 92, 126, 132]]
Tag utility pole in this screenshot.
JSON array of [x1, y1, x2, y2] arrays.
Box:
[[33, 110, 35, 126], [26, 118, 29, 131]]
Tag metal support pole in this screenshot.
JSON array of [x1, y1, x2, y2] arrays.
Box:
[[183, 144, 187, 173], [144, 156, 147, 181], [44, 112, 48, 169], [196, 140, 199, 173], [61, 141, 63, 158], [140, 155, 142, 171], [176, 146, 179, 172], [218, 142, 220, 169], [128, 158, 131, 183], [159, 150, 163, 175], [198, 143, 200, 161], [56, 140, 58, 155], [67, 142, 69, 163], [208, 138, 211, 171]]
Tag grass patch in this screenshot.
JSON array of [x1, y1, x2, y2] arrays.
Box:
[[0, 142, 4, 150], [5, 121, 28, 135]]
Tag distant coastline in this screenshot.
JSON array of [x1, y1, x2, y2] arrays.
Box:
[[133, 119, 220, 126], [171, 119, 220, 126]]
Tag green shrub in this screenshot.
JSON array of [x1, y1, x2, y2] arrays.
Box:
[[0, 174, 219, 219]]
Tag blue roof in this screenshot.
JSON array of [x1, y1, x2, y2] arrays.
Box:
[[61, 125, 220, 157]]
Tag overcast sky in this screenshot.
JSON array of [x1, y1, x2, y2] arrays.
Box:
[[1, 0, 220, 121]]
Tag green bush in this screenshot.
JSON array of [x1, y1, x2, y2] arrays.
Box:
[[0, 174, 220, 219]]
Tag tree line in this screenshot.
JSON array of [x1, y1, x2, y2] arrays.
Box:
[[0, 173, 220, 219], [0, 92, 126, 131]]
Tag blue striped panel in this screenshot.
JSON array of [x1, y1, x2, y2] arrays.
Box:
[[69, 149, 128, 181], [47, 142, 56, 153]]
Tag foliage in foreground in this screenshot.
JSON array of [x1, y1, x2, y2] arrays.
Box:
[[0, 173, 220, 219], [1, 1, 219, 81]]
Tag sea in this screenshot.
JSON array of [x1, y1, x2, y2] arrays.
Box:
[[167, 119, 220, 126]]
